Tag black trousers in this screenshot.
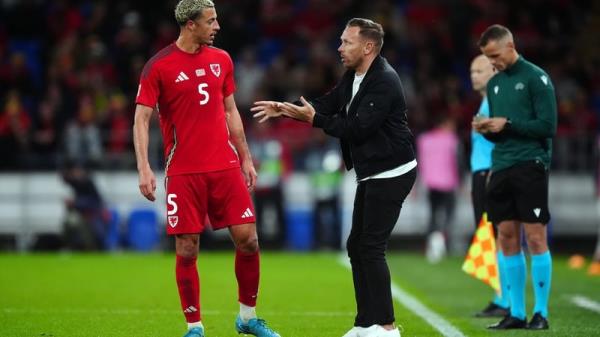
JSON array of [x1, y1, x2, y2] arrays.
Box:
[[471, 170, 490, 227], [426, 189, 456, 235], [347, 169, 416, 327]]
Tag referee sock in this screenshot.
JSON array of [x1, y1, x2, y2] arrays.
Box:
[[492, 251, 510, 309], [531, 251, 552, 318], [504, 251, 527, 320], [235, 249, 260, 308], [176, 255, 201, 323]]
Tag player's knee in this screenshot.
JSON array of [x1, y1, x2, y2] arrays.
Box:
[[177, 246, 197, 258], [175, 235, 199, 258], [237, 235, 259, 253]]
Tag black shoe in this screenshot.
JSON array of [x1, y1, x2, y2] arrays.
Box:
[[475, 302, 510, 317], [527, 312, 549, 330], [487, 316, 527, 330]]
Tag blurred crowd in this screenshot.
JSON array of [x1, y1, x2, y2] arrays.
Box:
[[0, 0, 599, 173]]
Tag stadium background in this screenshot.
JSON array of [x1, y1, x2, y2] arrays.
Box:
[[2, 1, 600, 337], [0, 0, 599, 254]]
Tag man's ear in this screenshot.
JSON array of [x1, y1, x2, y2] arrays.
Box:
[[364, 41, 374, 55], [185, 20, 195, 31]]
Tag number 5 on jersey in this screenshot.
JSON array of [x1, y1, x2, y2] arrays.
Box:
[[198, 83, 209, 105]]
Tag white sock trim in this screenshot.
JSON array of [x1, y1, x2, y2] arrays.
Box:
[[187, 321, 203, 330], [239, 302, 257, 323]]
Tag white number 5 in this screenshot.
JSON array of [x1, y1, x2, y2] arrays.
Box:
[[198, 83, 209, 105], [167, 193, 178, 215]]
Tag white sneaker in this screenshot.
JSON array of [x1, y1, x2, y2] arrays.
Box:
[[362, 325, 401, 337], [426, 231, 446, 264], [341, 326, 365, 337]]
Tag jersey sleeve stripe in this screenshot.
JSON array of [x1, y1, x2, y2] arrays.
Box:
[[165, 127, 178, 175], [141, 44, 176, 79]]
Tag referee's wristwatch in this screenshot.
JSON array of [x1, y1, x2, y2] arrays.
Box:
[[504, 118, 512, 130]]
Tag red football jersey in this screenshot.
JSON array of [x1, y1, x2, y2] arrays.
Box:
[[136, 43, 239, 176]]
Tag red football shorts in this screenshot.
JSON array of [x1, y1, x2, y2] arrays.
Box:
[[164, 168, 256, 235]]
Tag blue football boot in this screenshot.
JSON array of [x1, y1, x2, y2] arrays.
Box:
[[235, 315, 281, 337], [183, 326, 205, 337]]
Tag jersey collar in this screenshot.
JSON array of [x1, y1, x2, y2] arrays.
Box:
[[505, 55, 525, 75]]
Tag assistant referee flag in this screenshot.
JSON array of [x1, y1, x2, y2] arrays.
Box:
[[462, 213, 500, 293]]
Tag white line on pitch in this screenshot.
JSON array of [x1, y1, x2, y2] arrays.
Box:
[[570, 295, 600, 314], [338, 255, 467, 337], [1, 308, 353, 317]]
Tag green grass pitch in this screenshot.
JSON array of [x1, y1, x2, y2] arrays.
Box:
[[1, 252, 599, 336]]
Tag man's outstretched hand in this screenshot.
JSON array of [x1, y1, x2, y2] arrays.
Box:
[[278, 96, 315, 123], [251, 101, 284, 123], [252, 97, 315, 124]]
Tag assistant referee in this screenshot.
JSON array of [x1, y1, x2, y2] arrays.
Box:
[[473, 24, 557, 331]]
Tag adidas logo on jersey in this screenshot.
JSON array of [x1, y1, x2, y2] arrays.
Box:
[[175, 71, 190, 83], [241, 208, 254, 219]]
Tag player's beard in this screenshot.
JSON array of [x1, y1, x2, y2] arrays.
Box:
[[197, 33, 215, 46], [206, 33, 217, 46], [343, 58, 359, 70]]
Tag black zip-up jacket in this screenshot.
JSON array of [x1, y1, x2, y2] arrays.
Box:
[[311, 55, 415, 180]]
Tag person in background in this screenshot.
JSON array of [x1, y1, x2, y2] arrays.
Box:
[[61, 162, 109, 250], [469, 54, 510, 317], [64, 93, 103, 167], [416, 115, 460, 263], [0, 90, 30, 170], [104, 93, 132, 168], [248, 120, 288, 246], [29, 99, 59, 169], [306, 131, 343, 249]]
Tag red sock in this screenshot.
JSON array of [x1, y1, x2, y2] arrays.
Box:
[[235, 249, 260, 306], [176, 255, 201, 323]]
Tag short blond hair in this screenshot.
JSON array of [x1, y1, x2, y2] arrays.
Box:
[[175, 0, 215, 26]]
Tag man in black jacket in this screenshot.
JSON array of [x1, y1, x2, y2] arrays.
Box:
[[252, 18, 416, 337]]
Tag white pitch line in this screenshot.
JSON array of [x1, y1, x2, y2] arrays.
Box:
[[570, 295, 600, 314], [1, 308, 353, 317], [338, 255, 466, 337], [1, 308, 211, 315]]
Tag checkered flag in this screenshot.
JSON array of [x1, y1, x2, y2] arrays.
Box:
[[462, 213, 501, 293]]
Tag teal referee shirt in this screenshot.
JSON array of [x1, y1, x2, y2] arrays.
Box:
[[486, 56, 557, 171]]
